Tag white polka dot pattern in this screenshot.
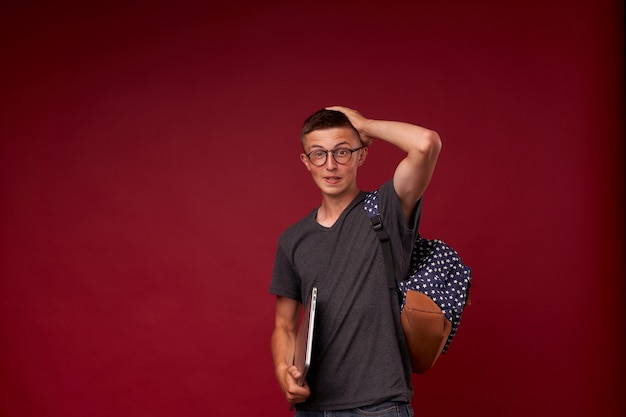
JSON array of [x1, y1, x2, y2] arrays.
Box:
[[364, 190, 472, 353]]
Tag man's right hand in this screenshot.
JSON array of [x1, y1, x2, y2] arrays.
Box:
[[276, 363, 310, 407]]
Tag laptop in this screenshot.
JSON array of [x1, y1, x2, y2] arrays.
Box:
[[294, 287, 318, 386]]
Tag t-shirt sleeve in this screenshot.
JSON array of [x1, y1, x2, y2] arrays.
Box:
[[378, 180, 423, 273], [379, 180, 422, 234], [268, 239, 302, 302]]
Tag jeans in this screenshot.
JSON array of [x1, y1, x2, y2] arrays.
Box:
[[295, 401, 414, 417]]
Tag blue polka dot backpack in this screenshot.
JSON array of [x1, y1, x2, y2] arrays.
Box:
[[364, 191, 472, 374]]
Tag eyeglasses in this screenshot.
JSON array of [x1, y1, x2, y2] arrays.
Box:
[[305, 147, 363, 167]]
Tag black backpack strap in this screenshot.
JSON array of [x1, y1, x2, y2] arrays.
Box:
[[364, 191, 403, 289]]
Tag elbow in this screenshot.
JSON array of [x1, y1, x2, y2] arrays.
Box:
[[418, 129, 442, 157]]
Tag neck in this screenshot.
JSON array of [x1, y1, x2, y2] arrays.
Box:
[[316, 188, 361, 227]]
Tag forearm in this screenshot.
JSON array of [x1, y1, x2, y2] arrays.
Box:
[[271, 323, 311, 405], [361, 118, 441, 157], [271, 326, 296, 376]]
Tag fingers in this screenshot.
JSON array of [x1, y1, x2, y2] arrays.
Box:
[[325, 105, 365, 124], [287, 366, 301, 383], [325, 105, 352, 112], [326, 106, 376, 147], [281, 366, 310, 405], [286, 382, 310, 406], [325, 105, 361, 120]]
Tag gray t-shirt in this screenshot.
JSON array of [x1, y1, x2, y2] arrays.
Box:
[[270, 180, 421, 411]]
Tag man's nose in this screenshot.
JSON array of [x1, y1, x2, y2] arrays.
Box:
[[324, 152, 338, 169]]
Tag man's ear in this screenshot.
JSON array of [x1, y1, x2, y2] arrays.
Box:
[[357, 147, 368, 166], [300, 153, 312, 171]]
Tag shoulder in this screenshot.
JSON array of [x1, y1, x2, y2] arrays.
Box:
[[374, 180, 400, 211], [278, 208, 318, 243]]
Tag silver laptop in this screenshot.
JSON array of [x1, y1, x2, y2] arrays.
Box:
[[294, 287, 318, 386]]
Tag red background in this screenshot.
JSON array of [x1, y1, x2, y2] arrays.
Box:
[[0, 1, 623, 416]]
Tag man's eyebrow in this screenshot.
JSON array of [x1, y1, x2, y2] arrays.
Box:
[[310, 142, 351, 149]]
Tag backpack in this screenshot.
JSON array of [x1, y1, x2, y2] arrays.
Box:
[[364, 190, 472, 373]]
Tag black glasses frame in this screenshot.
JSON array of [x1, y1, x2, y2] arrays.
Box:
[[305, 147, 363, 166]]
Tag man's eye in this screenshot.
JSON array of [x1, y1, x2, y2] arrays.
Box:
[[335, 149, 350, 157], [312, 151, 326, 158]]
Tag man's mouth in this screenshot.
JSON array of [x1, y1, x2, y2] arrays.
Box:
[[324, 176, 341, 184]]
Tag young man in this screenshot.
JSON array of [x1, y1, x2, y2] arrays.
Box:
[[270, 106, 441, 415]]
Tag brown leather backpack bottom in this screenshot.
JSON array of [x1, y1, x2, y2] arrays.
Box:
[[401, 290, 452, 374]]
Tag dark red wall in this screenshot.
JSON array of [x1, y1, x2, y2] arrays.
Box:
[[1, 1, 623, 416]]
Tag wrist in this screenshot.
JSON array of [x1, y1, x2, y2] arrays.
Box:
[[358, 117, 375, 135], [275, 361, 290, 378]]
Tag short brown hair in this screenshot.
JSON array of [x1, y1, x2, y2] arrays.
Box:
[[300, 109, 359, 146]]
